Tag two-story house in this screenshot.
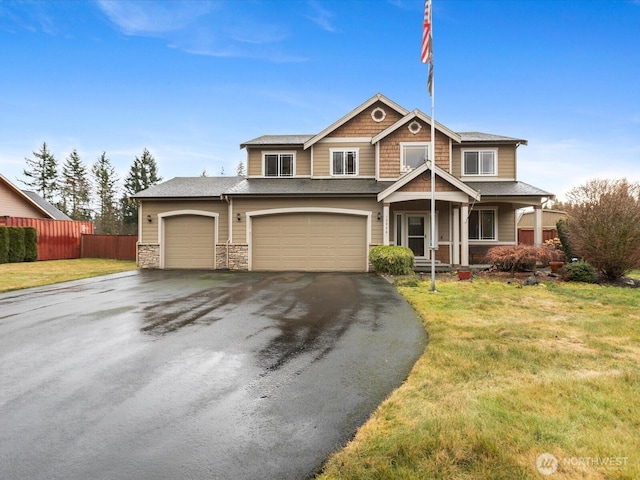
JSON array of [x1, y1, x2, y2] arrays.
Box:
[[132, 93, 553, 271]]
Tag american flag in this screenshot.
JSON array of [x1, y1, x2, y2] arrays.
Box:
[[421, 0, 433, 95], [421, 0, 432, 64]]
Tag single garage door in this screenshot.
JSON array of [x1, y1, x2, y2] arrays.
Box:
[[252, 213, 367, 272], [164, 215, 215, 269]]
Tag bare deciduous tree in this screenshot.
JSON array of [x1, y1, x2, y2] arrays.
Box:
[[564, 178, 640, 280]]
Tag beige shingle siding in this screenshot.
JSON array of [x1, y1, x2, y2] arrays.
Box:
[[231, 197, 382, 245], [330, 101, 404, 137], [379, 126, 451, 179], [140, 200, 229, 244]]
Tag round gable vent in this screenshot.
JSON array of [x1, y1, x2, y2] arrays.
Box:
[[408, 120, 422, 134], [371, 107, 386, 123]]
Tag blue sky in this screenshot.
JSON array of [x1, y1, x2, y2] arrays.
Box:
[[1, 0, 638, 201]]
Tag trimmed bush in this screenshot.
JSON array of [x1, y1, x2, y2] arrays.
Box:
[[0, 227, 8, 264], [369, 245, 415, 275], [486, 245, 553, 275], [560, 260, 597, 283], [24, 227, 38, 262], [7, 227, 26, 263]]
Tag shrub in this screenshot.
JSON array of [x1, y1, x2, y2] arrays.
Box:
[[543, 237, 565, 262], [556, 219, 576, 261], [369, 245, 415, 276], [560, 260, 597, 283], [0, 227, 8, 264], [24, 227, 38, 262], [7, 227, 26, 263], [486, 245, 553, 275]]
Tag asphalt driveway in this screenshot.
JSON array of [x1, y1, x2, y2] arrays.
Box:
[[0, 270, 426, 480]]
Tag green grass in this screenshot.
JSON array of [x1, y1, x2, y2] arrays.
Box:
[[0, 259, 136, 292], [318, 277, 640, 479]]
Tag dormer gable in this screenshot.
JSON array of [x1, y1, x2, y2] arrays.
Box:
[[303, 93, 409, 149]]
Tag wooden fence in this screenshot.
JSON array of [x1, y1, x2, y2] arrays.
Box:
[[1, 216, 94, 260], [81, 234, 137, 261], [517, 228, 558, 245]]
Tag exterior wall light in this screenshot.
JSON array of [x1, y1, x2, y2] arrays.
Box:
[[377, 212, 382, 221], [146, 214, 152, 223], [237, 213, 242, 222]]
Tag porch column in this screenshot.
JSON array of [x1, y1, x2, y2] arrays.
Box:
[[383, 204, 390, 245], [534, 205, 543, 246], [452, 206, 460, 265], [460, 203, 469, 266]]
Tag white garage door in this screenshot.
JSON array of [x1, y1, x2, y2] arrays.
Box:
[[251, 213, 367, 272], [164, 215, 215, 269]]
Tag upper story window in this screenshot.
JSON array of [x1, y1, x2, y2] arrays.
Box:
[[469, 209, 496, 240], [331, 149, 358, 176], [401, 143, 430, 172], [264, 152, 294, 177], [463, 150, 496, 176]]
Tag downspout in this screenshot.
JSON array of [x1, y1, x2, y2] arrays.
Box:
[[223, 194, 232, 269]]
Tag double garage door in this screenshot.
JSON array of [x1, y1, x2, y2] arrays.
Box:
[[251, 213, 367, 272], [164, 215, 215, 269], [162, 212, 368, 271]]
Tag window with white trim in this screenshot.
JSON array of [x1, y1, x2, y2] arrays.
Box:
[[401, 143, 430, 172], [468, 209, 496, 240], [331, 149, 358, 176], [264, 153, 294, 177], [463, 150, 496, 176]]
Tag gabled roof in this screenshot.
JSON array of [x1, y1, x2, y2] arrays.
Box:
[[378, 163, 481, 202], [131, 176, 245, 199], [303, 93, 410, 149], [226, 178, 393, 196], [240, 135, 315, 149], [371, 109, 462, 145], [21, 191, 71, 220], [0, 173, 64, 220]]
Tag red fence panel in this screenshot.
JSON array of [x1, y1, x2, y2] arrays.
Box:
[[81, 235, 137, 261], [1, 216, 94, 260]]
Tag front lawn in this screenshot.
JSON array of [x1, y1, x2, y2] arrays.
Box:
[[319, 277, 639, 479], [0, 259, 136, 292]]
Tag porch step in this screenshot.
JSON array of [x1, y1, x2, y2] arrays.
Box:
[[413, 259, 451, 272]]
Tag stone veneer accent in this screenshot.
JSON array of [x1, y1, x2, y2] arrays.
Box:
[[215, 244, 249, 271], [138, 244, 160, 269]]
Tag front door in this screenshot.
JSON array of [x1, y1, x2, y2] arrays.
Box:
[[407, 215, 428, 258]]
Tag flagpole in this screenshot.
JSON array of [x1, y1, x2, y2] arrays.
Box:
[[422, 0, 437, 292], [430, 69, 437, 292]]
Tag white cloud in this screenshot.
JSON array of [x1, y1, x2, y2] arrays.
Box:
[[95, 0, 306, 62], [96, 0, 215, 36], [519, 137, 640, 201], [305, 0, 337, 33]]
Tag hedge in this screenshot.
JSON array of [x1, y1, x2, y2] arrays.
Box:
[[24, 227, 38, 262], [0, 227, 8, 264], [0, 226, 38, 264]]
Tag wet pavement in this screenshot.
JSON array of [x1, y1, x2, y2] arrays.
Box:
[[0, 270, 426, 480]]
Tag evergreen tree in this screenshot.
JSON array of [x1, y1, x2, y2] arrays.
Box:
[[59, 149, 92, 220], [236, 161, 246, 177], [21, 142, 58, 202], [120, 148, 162, 234], [92, 152, 120, 234]]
